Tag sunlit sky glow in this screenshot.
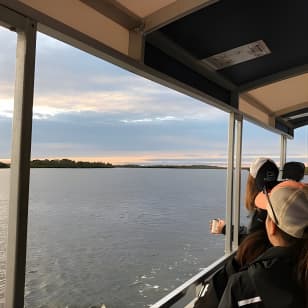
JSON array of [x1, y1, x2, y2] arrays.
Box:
[[0, 28, 307, 166]]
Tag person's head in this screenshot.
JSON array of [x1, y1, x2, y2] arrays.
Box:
[[245, 157, 279, 211], [255, 180, 308, 287], [282, 161, 305, 182], [255, 180, 308, 245]]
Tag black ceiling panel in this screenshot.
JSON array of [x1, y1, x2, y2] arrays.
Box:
[[146, 0, 308, 86], [144, 43, 231, 105], [289, 116, 308, 128], [282, 108, 308, 128]]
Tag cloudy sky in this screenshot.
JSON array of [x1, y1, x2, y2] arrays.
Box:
[[0, 28, 307, 165]]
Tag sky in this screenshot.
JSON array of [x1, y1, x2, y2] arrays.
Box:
[[0, 27, 307, 166]]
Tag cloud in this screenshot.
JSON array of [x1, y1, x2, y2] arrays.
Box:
[[121, 116, 177, 123], [0, 29, 226, 126], [1, 29, 306, 165], [0, 104, 286, 165], [22, 110, 228, 160], [1, 108, 306, 165]]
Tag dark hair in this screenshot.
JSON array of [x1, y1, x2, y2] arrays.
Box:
[[235, 229, 271, 267], [282, 161, 305, 182]]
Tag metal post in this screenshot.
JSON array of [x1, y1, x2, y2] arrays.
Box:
[[280, 134, 287, 169], [5, 18, 36, 308], [128, 30, 145, 62], [233, 115, 243, 249], [225, 112, 235, 254]]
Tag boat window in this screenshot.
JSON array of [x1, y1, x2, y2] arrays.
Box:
[[0, 25, 16, 306], [242, 121, 281, 166], [19, 31, 234, 307], [287, 126, 308, 171]]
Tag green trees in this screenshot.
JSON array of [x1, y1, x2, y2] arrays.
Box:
[[30, 159, 113, 168]]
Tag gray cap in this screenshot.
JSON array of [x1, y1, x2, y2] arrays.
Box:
[[256, 180, 308, 238]]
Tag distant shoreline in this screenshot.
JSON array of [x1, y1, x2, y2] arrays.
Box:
[[1, 159, 307, 174], [0, 159, 226, 170]]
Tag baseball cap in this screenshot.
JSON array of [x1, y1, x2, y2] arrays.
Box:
[[255, 180, 308, 238], [250, 157, 279, 190]]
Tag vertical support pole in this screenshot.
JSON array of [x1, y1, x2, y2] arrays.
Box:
[[225, 112, 235, 254], [5, 19, 36, 308], [128, 29, 145, 62], [233, 115, 243, 249], [280, 134, 287, 169]]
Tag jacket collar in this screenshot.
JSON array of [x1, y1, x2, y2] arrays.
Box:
[[252, 246, 296, 263]]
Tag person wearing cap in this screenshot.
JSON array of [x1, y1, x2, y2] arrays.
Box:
[[217, 180, 308, 308], [210, 157, 279, 239], [195, 158, 278, 308]]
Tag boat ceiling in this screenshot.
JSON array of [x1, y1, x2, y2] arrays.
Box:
[[1, 0, 308, 137]]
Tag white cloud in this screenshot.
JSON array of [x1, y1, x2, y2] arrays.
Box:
[[30, 89, 227, 123], [0, 29, 227, 123], [0, 86, 227, 123], [0, 98, 70, 119], [121, 116, 177, 123], [0, 98, 13, 118], [121, 118, 153, 123], [156, 116, 177, 121], [32, 106, 70, 119]]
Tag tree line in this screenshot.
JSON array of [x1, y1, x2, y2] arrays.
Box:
[[0, 159, 113, 168], [0, 160, 307, 173]]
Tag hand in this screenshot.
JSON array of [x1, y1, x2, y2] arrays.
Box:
[[209, 218, 225, 234]]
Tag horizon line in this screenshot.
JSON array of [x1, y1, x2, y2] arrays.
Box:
[[0, 155, 307, 167]]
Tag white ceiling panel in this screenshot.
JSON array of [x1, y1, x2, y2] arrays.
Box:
[[116, 0, 176, 18]]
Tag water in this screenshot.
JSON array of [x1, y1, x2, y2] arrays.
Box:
[[0, 168, 249, 307]]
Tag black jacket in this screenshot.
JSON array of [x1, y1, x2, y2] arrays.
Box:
[[218, 246, 306, 308], [194, 210, 268, 308]]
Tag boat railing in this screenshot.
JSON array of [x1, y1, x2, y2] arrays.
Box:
[[150, 252, 235, 308]]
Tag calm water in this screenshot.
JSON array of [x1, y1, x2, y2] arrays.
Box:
[[0, 168, 250, 307]]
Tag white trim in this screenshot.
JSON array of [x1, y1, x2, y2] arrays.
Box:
[[238, 296, 262, 306]]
